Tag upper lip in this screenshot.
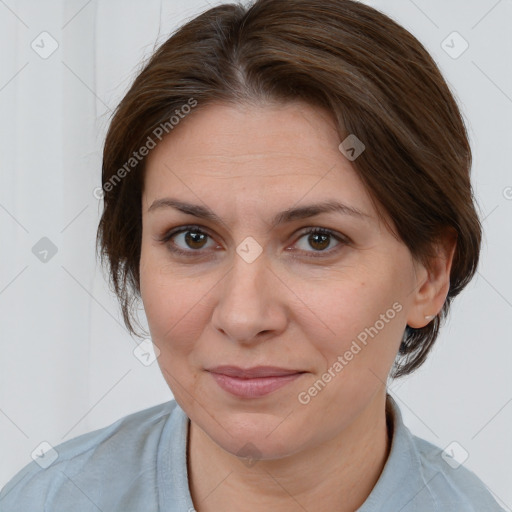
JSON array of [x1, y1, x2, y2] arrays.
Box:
[[206, 366, 304, 378]]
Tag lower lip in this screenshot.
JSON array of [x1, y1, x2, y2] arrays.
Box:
[[209, 372, 304, 398]]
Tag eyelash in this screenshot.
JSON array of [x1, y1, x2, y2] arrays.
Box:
[[158, 224, 350, 259]]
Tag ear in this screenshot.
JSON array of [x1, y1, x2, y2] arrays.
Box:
[[406, 229, 457, 329]]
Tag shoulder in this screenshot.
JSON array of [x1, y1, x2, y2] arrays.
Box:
[[0, 400, 182, 511], [408, 432, 505, 511], [363, 396, 507, 512]]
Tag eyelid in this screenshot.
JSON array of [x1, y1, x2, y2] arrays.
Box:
[[158, 224, 350, 257], [289, 227, 350, 258], [157, 224, 219, 256], [157, 224, 215, 244]]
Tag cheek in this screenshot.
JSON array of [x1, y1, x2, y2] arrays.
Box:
[[139, 254, 210, 408], [140, 266, 205, 345], [140, 237, 188, 332], [296, 269, 407, 378], [139, 244, 218, 376], [292, 277, 406, 424], [299, 272, 402, 334]]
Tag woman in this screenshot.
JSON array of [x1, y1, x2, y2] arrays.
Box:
[[0, 0, 505, 510]]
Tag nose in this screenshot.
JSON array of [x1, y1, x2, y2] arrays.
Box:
[[211, 247, 288, 345]]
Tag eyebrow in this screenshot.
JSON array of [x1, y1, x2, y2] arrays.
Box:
[[147, 198, 370, 228]]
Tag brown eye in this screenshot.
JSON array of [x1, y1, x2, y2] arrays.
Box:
[[159, 225, 348, 259], [160, 226, 218, 256], [307, 232, 330, 251], [183, 230, 209, 249], [293, 228, 346, 256]]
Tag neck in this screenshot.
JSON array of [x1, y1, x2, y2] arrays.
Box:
[[187, 389, 391, 512]]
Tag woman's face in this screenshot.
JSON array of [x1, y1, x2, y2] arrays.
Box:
[[140, 101, 429, 460]]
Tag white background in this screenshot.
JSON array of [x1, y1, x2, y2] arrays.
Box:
[[0, 0, 511, 508]]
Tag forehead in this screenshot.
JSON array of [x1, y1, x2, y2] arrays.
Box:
[[143, 101, 375, 214]]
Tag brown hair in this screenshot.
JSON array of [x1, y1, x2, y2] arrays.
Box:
[[97, 0, 481, 378]]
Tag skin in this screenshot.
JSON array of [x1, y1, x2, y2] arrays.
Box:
[[139, 101, 456, 512]]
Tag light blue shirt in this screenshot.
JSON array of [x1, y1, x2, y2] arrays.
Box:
[[0, 395, 505, 511]]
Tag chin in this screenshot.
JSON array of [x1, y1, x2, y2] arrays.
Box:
[[220, 434, 299, 463], [205, 414, 305, 462]]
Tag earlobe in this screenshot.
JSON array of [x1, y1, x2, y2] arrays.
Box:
[[406, 230, 457, 329]]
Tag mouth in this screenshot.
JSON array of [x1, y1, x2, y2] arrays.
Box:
[[206, 366, 307, 398]]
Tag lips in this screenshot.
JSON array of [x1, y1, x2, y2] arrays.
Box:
[[206, 366, 306, 398], [206, 365, 304, 378]]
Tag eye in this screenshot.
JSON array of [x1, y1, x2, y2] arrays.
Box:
[[159, 225, 219, 256], [291, 227, 348, 257], [158, 225, 349, 258]]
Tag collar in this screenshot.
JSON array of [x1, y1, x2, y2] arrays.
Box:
[[158, 394, 437, 511], [357, 393, 437, 511]]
